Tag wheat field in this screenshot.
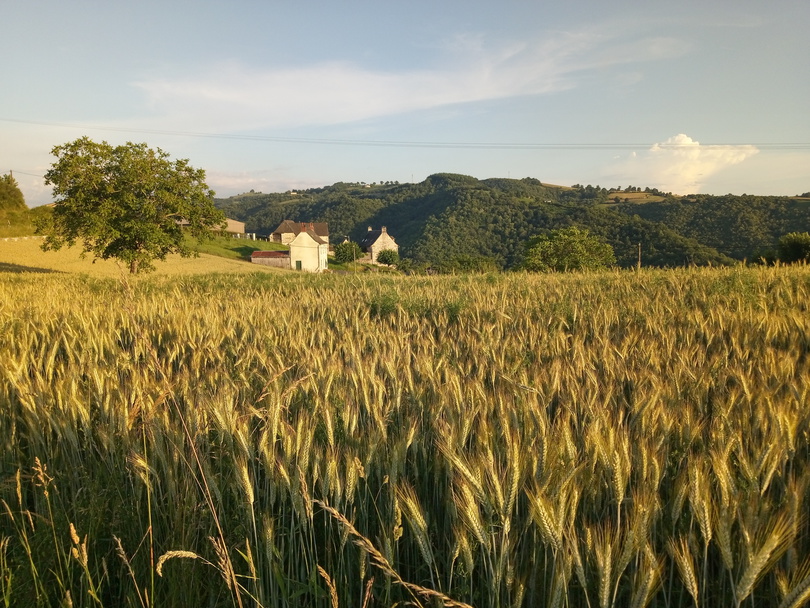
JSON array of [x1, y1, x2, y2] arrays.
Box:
[[1, 265, 809, 607]]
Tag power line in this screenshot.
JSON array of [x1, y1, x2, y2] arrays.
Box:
[[2, 117, 809, 150], [9, 170, 44, 178]]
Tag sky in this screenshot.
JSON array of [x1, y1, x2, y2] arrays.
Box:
[[2, 0, 809, 206]]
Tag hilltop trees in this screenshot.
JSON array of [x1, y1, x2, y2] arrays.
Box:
[[524, 226, 616, 272], [37, 137, 224, 273]]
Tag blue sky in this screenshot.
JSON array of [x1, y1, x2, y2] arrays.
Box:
[[2, 0, 808, 206]]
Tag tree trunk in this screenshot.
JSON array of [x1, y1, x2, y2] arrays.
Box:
[[129, 259, 138, 274]]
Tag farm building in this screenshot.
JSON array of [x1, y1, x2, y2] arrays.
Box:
[[250, 250, 290, 269], [271, 219, 329, 244], [360, 226, 399, 264]]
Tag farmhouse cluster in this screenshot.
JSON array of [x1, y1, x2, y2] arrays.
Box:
[[248, 220, 399, 272]]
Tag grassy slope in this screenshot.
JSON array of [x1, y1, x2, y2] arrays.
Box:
[[0, 238, 284, 277], [189, 235, 289, 259], [0, 235, 393, 276]]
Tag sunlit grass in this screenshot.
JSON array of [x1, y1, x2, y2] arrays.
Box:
[[0, 238, 283, 276], [188, 235, 289, 260]]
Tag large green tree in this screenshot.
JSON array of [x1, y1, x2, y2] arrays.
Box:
[[524, 226, 616, 272], [38, 137, 224, 273]]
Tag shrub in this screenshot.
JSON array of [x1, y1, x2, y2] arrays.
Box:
[[376, 249, 399, 266], [523, 226, 615, 272], [777, 232, 810, 263], [333, 241, 363, 263]]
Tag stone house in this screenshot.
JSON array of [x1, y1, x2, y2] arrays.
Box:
[[250, 250, 290, 269], [359, 226, 399, 264]]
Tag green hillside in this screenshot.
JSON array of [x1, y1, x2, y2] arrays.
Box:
[[619, 194, 810, 260], [218, 174, 796, 270]]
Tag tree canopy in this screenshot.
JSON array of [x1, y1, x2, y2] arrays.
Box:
[[777, 232, 810, 263], [333, 240, 363, 263], [376, 249, 399, 266], [38, 137, 224, 273], [0, 173, 26, 212], [523, 226, 616, 272]]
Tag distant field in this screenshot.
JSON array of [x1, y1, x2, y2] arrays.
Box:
[[0, 237, 281, 276], [539, 182, 575, 190], [604, 191, 668, 204]]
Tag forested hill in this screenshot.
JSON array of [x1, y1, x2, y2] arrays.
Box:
[[215, 174, 810, 270]]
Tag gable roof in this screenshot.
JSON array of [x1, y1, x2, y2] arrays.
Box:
[[360, 226, 395, 250], [292, 228, 328, 246], [272, 220, 329, 238]]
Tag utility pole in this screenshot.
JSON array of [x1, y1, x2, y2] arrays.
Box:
[[637, 243, 642, 270]]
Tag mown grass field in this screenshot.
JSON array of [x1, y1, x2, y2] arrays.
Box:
[[1, 259, 809, 608]]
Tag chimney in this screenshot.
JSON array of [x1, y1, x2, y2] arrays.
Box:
[[367, 226, 373, 232], [381, 226, 387, 233], [301, 222, 306, 233]]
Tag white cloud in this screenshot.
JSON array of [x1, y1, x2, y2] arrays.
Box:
[[205, 169, 323, 197], [606, 134, 759, 194], [129, 30, 686, 132]]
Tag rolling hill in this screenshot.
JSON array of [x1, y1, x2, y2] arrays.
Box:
[[217, 174, 810, 270]]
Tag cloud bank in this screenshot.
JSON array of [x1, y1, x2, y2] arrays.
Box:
[[608, 134, 759, 194], [131, 30, 686, 132]]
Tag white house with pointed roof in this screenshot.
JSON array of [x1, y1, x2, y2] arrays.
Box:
[[289, 223, 328, 272]]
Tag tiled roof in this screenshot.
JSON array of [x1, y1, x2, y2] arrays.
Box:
[[360, 231, 382, 249], [251, 250, 290, 258], [303, 230, 328, 245], [360, 226, 394, 250], [272, 220, 329, 237]]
